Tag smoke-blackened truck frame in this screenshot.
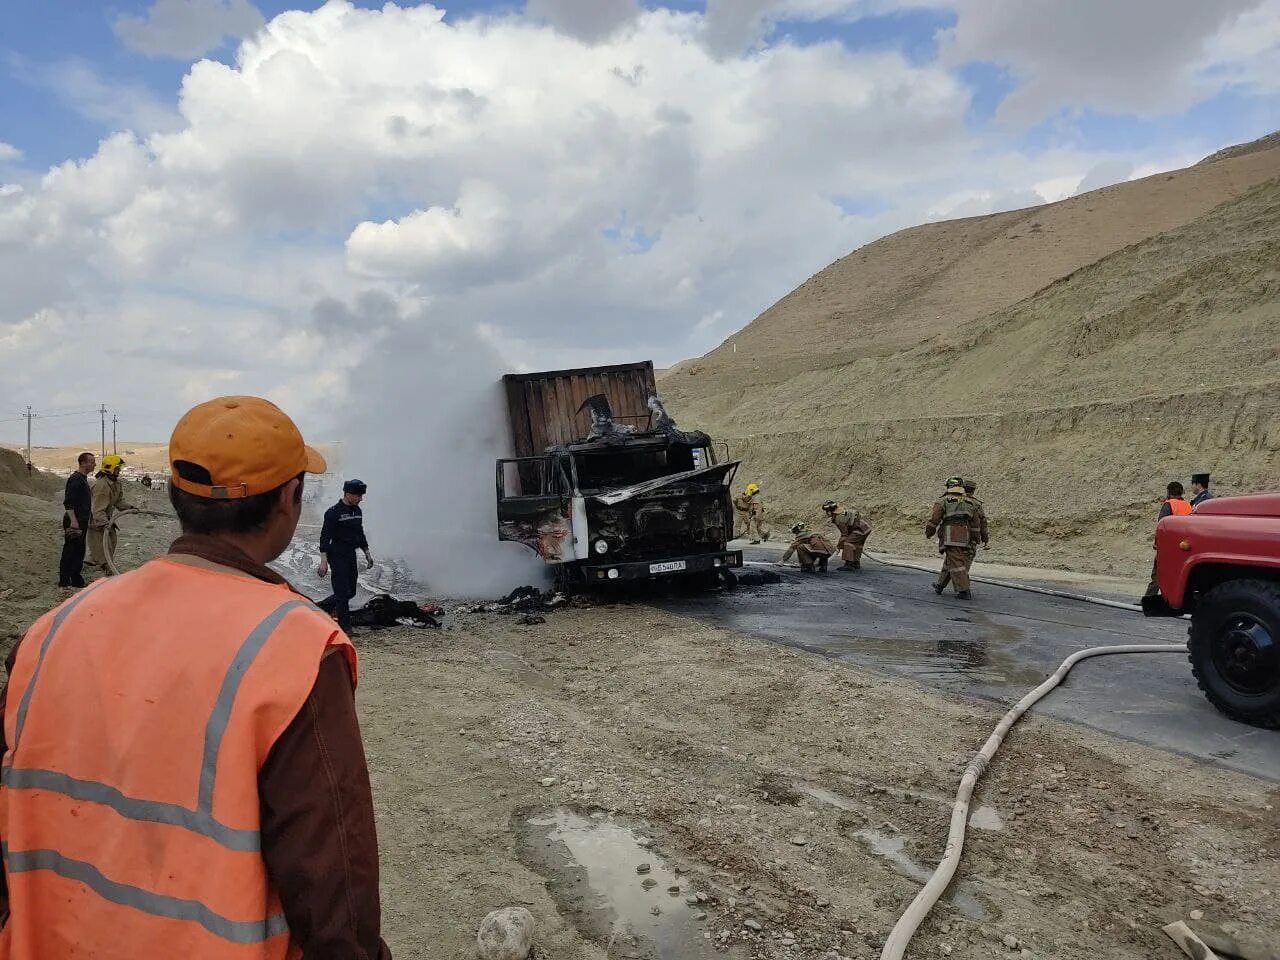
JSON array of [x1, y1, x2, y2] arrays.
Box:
[[495, 362, 743, 584]]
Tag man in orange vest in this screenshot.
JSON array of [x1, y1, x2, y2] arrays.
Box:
[[0, 396, 390, 959], [1147, 481, 1193, 594]]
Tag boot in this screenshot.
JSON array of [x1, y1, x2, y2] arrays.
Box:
[[932, 583, 945, 595], [840, 562, 857, 571], [956, 590, 972, 600], [818, 557, 829, 572], [851, 560, 861, 569], [800, 564, 815, 573]]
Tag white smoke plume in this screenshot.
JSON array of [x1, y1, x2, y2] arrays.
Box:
[[334, 312, 547, 599]]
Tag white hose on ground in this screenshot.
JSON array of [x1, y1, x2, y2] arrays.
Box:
[[879, 642, 1187, 960]]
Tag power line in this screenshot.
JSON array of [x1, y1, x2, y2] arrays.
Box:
[[36, 410, 101, 420]]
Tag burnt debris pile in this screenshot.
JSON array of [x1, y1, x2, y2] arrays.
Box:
[[318, 594, 442, 630]]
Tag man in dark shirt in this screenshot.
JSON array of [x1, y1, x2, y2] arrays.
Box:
[[319, 479, 373, 634], [1190, 472, 1215, 509], [57, 452, 96, 588]]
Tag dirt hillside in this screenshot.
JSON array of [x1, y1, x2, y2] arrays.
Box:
[[0, 442, 172, 476], [662, 134, 1280, 578], [0, 446, 60, 500]]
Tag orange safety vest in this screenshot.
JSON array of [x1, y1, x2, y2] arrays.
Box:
[[1165, 498, 1192, 516], [0, 558, 355, 960]]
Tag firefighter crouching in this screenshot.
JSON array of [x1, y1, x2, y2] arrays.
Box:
[[822, 500, 872, 571], [780, 522, 835, 573]]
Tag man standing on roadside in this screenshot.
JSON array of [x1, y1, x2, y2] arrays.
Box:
[[1146, 481, 1192, 593], [320, 479, 374, 635], [0, 396, 390, 958], [926, 479, 980, 599], [87, 453, 133, 572], [57, 452, 95, 588], [733, 483, 770, 544], [1190, 472, 1215, 509]]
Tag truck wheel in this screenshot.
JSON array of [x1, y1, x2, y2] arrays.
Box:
[[1188, 579, 1280, 729]]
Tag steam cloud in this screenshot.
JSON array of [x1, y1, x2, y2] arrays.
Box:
[[335, 316, 547, 599]]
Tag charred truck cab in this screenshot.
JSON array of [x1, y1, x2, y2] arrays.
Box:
[[496, 362, 742, 584]]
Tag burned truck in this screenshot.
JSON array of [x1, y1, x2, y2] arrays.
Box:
[[496, 362, 743, 585]]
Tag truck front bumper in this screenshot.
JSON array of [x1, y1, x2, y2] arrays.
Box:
[[580, 551, 744, 582]]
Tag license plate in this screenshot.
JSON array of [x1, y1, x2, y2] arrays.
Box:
[[649, 560, 687, 574]]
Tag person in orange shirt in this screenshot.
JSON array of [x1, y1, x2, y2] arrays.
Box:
[[1146, 480, 1193, 595], [0, 396, 390, 959]]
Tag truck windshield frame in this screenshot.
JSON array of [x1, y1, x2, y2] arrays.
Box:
[[570, 441, 710, 494]]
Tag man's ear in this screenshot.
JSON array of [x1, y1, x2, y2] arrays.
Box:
[[276, 477, 302, 514]]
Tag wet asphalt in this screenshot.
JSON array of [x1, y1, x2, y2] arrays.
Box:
[[661, 548, 1279, 783]]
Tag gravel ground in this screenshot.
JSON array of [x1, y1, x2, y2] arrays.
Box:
[[3, 489, 1276, 959]]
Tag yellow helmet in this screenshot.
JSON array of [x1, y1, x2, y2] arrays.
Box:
[[102, 454, 125, 473], [745, 483, 760, 497]]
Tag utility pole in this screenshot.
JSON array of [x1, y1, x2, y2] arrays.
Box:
[[24, 405, 36, 468], [112, 414, 118, 454], [100, 404, 108, 458]]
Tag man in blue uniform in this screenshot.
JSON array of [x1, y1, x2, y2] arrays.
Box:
[[319, 479, 373, 634]]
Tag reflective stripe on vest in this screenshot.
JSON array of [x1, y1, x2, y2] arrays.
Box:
[[1166, 498, 1192, 516], [0, 559, 354, 959]]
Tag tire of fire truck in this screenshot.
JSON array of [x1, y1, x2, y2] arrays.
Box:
[[1188, 578, 1280, 729]]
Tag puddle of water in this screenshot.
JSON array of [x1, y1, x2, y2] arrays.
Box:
[[855, 829, 988, 921], [519, 809, 729, 959], [811, 632, 1045, 689], [800, 784, 861, 812], [969, 805, 1005, 832]]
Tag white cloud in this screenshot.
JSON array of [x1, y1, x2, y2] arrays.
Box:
[[14, 58, 181, 135], [0, 142, 22, 162], [938, 0, 1266, 121], [114, 0, 265, 59], [2, 0, 1277, 457], [1200, 0, 1280, 93], [524, 0, 641, 43]]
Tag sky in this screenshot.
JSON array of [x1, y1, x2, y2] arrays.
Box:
[[2, 0, 1280, 446]]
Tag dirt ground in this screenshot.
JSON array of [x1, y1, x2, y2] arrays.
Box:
[[3, 480, 1276, 960]]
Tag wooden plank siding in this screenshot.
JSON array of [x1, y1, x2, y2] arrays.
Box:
[[503, 362, 657, 458]]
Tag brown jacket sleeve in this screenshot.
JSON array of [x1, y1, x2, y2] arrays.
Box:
[[925, 501, 943, 539], [259, 650, 391, 960]]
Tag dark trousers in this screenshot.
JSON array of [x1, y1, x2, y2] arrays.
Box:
[[324, 552, 359, 634], [58, 519, 88, 587]]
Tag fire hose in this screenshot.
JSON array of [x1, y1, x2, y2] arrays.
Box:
[[879, 642, 1187, 960], [97, 509, 172, 577]]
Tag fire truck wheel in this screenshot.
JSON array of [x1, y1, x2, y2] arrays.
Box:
[[1188, 578, 1280, 729]]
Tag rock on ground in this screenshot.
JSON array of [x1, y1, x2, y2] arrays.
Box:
[[477, 907, 535, 960]]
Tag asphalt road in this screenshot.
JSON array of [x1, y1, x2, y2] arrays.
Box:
[[662, 548, 1279, 782]]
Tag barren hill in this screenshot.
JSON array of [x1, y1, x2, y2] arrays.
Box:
[[662, 135, 1280, 576]]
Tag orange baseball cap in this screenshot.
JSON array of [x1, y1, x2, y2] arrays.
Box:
[[169, 396, 327, 500]]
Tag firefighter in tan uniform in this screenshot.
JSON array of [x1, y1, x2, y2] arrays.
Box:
[[87, 454, 133, 572], [780, 523, 835, 573], [925, 479, 985, 599], [733, 483, 770, 544], [822, 500, 872, 571]]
